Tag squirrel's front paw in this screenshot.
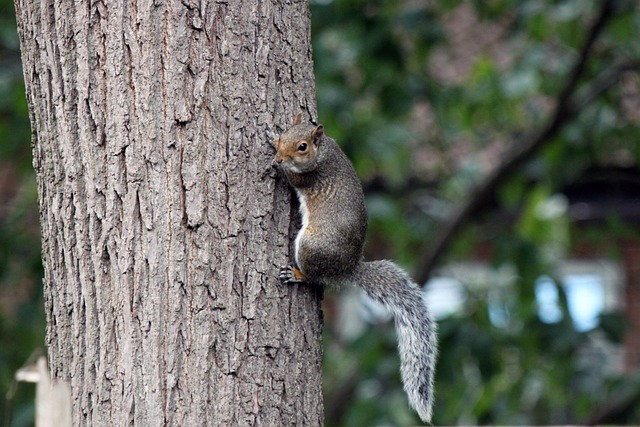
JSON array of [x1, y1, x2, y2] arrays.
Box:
[[279, 265, 306, 285]]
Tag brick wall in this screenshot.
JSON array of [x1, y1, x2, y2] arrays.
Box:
[[622, 240, 640, 371]]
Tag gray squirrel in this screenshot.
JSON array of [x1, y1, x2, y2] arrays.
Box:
[[272, 113, 437, 423]]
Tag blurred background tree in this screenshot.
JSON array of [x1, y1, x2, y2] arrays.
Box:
[[0, 0, 45, 424], [1, 0, 639, 425], [313, 0, 640, 425]]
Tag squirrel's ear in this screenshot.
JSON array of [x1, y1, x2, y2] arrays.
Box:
[[311, 125, 324, 144], [292, 112, 303, 125]]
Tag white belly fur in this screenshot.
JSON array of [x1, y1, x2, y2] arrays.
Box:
[[294, 190, 309, 269]]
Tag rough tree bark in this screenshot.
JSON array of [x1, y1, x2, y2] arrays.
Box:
[[14, 0, 323, 425]]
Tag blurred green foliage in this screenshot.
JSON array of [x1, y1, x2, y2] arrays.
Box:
[[313, 0, 640, 425], [0, 0, 44, 425]]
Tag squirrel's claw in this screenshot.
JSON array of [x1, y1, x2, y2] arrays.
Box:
[[279, 265, 306, 285]]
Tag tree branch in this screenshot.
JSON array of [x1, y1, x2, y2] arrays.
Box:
[[415, 0, 637, 284]]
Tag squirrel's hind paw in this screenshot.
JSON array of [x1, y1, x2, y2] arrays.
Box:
[[279, 265, 306, 285]]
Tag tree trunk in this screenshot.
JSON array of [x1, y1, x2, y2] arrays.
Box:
[[13, 0, 323, 425]]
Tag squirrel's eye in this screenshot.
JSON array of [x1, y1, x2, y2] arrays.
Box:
[[297, 142, 308, 152]]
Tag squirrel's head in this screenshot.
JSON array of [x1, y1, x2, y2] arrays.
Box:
[[273, 113, 324, 174]]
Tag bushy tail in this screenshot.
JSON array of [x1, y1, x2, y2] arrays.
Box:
[[354, 260, 437, 423]]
